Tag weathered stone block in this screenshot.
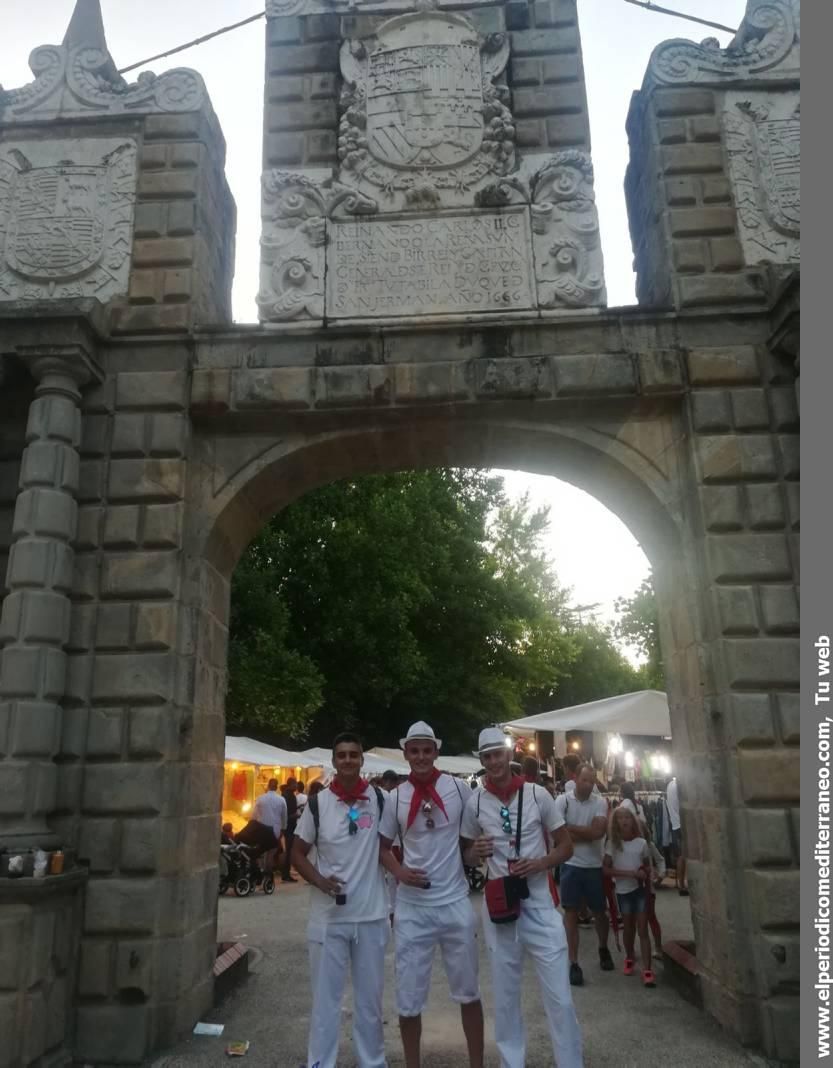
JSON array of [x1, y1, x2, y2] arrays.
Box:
[[654, 88, 715, 117], [737, 749, 799, 803], [116, 372, 188, 412], [8, 700, 60, 758], [723, 638, 799, 688], [120, 820, 162, 874], [691, 392, 731, 432], [102, 505, 141, 548], [708, 236, 744, 272], [661, 143, 724, 174], [761, 995, 800, 1062], [317, 366, 392, 407], [552, 354, 635, 395], [699, 485, 743, 531], [742, 809, 793, 866], [669, 207, 735, 237], [92, 653, 175, 703], [129, 706, 178, 759], [677, 272, 767, 308], [637, 349, 684, 392], [135, 603, 177, 650], [83, 764, 164, 816], [191, 369, 231, 414], [108, 460, 184, 502], [232, 368, 313, 410], [776, 692, 800, 744], [706, 534, 791, 581], [778, 433, 799, 479], [731, 389, 769, 430], [687, 346, 761, 385], [724, 693, 775, 748], [716, 586, 758, 635], [477, 357, 551, 399], [393, 363, 468, 405], [0, 645, 65, 701], [769, 386, 799, 431], [744, 484, 785, 531], [759, 585, 799, 634], [746, 870, 800, 930], [74, 506, 102, 551], [78, 818, 120, 873], [74, 1003, 152, 1063], [697, 434, 776, 482], [142, 504, 183, 549], [77, 940, 113, 998], [101, 552, 179, 599]]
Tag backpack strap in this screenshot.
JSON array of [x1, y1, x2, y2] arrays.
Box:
[[309, 791, 320, 844], [372, 784, 385, 818]]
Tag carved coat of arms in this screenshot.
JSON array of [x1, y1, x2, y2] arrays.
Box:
[[723, 91, 800, 266], [339, 10, 513, 207], [0, 138, 137, 302]]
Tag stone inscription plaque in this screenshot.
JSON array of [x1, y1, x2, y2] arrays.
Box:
[[327, 209, 535, 319]]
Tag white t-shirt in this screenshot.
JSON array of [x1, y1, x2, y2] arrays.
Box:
[[604, 836, 650, 894], [379, 773, 469, 908], [461, 783, 563, 908], [666, 779, 681, 830], [296, 787, 388, 925], [295, 792, 308, 815], [251, 790, 288, 839], [554, 791, 609, 869]]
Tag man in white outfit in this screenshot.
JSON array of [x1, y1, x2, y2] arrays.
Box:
[[292, 733, 389, 1068], [461, 727, 583, 1068], [379, 721, 484, 1068]]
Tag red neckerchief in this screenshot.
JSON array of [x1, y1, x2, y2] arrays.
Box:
[[329, 777, 370, 805], [406, 768, 448, 829], [484, 774, 525, 804]]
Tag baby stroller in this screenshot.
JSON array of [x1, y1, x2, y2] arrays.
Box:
[[219, 841, 276, 897]]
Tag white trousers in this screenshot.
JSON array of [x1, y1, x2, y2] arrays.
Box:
[[482, 903, 583, 1068], [307, 919, 389, 1068]]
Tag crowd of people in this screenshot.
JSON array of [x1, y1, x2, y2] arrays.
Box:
[[229, 722, 687, 1068]]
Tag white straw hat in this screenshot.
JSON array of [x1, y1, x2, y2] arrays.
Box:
[[400, 721, 442, 751], [478, 727, 508, 754]]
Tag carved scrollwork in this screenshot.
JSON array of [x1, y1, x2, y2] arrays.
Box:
[[0, 39, 205, 122], [258, 171, 378, 323], [531, 151, 606, 310], [644, 0, 798, 88]]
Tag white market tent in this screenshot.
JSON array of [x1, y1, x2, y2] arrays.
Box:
[[225, 736, 325, 770], [301, 747, 412, 777], [502, 690, 671, 738], [368, 746, 482, 776]]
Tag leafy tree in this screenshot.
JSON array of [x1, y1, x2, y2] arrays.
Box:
[[614, 575, 665, 689], [227, 471, 576, 750], [546, 619, 643, 710]]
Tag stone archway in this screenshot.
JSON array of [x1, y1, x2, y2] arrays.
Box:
[[0, 0, 799, 1063]]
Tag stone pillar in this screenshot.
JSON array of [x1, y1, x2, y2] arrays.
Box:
[[0, 346, 98, 848]]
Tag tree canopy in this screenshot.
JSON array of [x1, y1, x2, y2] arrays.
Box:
[[227, 469, 659, 751]]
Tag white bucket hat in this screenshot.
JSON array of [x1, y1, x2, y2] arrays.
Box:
[[400, 720, 442, 751], [478, 727, 509, 754]]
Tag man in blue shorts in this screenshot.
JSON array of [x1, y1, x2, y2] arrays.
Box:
[[554, 764, 614, 986]]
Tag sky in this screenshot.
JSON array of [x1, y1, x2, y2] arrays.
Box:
[[1, 0, 748, 641]]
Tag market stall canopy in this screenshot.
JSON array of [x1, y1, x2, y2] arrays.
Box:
[[368, 747, 482, 776], [225, 736, 326, 769], [301, 747, 411, 777], [502, 691, 671, 738]]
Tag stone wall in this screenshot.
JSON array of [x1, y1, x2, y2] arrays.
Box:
[[0, 0, 800, 1063]]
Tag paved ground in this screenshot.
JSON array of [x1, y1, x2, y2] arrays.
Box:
[[151, 880, 763, 1068]]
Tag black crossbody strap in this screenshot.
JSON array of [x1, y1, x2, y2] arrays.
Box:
[[514, 783, 525, 856]]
